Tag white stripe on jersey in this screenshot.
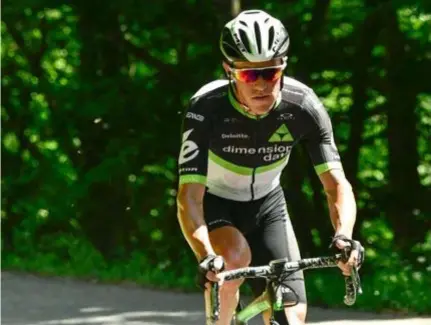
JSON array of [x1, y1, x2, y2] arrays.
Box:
[[191, 79, 229, 99]]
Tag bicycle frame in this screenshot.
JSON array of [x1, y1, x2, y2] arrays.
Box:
[[206, 254, 362, 324], [234, 290, 272, 323]]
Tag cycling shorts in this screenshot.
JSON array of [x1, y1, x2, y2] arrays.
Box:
[[203, 185, 307, 315]]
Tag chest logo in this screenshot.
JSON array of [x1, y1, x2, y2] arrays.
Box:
[[268, 124, 293, 142]]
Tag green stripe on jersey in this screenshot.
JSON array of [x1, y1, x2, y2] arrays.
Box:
[[255, 155, 288, 174], [179, 174, 207, 185], [314, 161, 343, 175], [209, 151, 253, 175]]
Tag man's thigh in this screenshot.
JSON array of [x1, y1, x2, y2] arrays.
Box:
[[203, 192, 252, 266], [246, 214, 306, 301], [203, 191, 236, 231]]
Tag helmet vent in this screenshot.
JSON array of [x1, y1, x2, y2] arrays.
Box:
[[239, 29, 252, 53], [268, 26, 275, 50], [245, 11, 260, 14], [239, 20, 248, 27], [254, 22, 262, 54], [264, 17, 270, 23], [273, 34, 289, 57]]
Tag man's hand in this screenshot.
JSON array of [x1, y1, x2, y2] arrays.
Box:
[[197, 255, 225, 289], [331, 234, 364, 276]]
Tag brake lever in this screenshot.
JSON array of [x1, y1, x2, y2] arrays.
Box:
[[343, 246, 362, 295], [351, 265, 363, 295], [339, 247, 363, 305]]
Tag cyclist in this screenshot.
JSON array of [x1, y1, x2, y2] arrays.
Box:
[[176, 9, 364, 325]]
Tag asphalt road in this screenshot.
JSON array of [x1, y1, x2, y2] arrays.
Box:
[[2, 272, 429, 325]]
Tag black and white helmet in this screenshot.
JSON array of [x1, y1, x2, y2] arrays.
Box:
[[220, 10, 290, 63]]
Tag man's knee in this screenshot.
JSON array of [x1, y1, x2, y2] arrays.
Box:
[[222, 243, 251, 271], [210, 226, 251, 290], [210, 226, 251, 267], [283, 302, 307, 325], [271, 302, 307, 325]]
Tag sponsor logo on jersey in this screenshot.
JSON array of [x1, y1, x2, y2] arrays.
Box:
[[179, 167, 198, 173], [221, 133, 249, 139], [277, 113, 294, 121], [179, 129, 199, 164], [222, 144, 291, 162], [186, 112, 204, 122], [223, 117, 239, 123], [268, 124, 294, 142]]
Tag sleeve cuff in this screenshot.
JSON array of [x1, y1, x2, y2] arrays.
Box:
[[179, 174, 207, 185], [314, 161, 343, 175]]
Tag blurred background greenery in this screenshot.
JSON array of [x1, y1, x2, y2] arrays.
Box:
[[2, 0, 430, 315]]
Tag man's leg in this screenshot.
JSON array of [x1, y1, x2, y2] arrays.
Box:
[[204, 225, 252, 325], [266, 215, 307, 325], [245, 187, 307, 325]]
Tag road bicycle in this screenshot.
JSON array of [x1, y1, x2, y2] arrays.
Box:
[[206, 252, 362, 325]]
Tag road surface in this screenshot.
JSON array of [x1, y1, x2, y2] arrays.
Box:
[[2, 272, 429, 325]]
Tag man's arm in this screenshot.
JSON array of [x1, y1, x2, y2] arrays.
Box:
[[302, 88, 362, 272], [302, 87, 357, 238], [319, 169, 356, 239], [176, 94, 214, 261], [177, 183, 215, 260]]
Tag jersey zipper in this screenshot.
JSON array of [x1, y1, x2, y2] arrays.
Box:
[[250, 116, 260, 201]]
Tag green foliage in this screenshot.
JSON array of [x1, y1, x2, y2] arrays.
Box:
[[2, 0, 430, 315], [2, 233, 197, 289]]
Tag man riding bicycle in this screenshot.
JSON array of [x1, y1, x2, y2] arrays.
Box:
[[176, 9, 364, 325]]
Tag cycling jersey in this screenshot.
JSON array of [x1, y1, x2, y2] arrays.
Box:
[[178, 77, 343, 201]]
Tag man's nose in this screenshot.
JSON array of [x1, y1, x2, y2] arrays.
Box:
[[253, 77, 268, 91]]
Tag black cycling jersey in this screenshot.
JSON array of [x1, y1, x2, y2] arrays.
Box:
[[178, 77, 343, 201]]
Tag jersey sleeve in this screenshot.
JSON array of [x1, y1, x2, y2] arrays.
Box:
[[178, 97, 211, 185], [302, 89, 344, 175]]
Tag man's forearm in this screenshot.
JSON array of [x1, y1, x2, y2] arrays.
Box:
[[177, 198, 215, 260], [325, 180, 357, 238]]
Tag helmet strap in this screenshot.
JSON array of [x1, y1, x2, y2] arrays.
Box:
[[228, 80, 256, 115]]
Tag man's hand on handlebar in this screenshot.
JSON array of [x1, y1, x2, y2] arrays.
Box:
[[331, 234, 365, 276], [197, 255, 225, 288]]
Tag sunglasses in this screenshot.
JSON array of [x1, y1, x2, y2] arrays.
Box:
[[230, 63, 286, 83]]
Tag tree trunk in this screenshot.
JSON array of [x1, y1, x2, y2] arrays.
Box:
[[287, 0, 332, 252], [74, 1, 134, 258], [383, 4, 426, 251], [344, 0, 382, 191]]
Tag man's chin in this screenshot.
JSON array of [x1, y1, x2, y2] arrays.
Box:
[[248, 97, 275, 113]]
